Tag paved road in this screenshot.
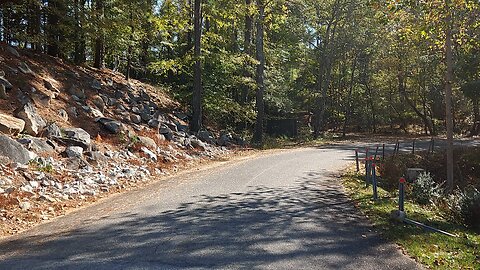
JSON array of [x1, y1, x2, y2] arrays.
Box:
[[0, 146, 421, 269]]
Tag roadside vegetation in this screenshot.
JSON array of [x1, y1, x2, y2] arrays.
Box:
[[343, 148, 480, 269]]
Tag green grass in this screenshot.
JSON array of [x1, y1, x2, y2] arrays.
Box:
[[342, 168, 480, 270]]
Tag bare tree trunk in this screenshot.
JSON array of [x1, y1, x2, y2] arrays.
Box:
[[445, 1, 454, 193], [126, 9, 134, 80], [470, 99, 480, 135], [342, 55, 357, 137], [253, 0, 265, 145], [0, 7, 3, 42], [185, 0, 194, 55], [74, 0, 86, 64], [28, 0, 42, 52], [47, 0, 60, 56], [241, 0, 253, 105], [398, 72, 434, 134], [94, 0, 105, 69], [191, 0, 202, 132]]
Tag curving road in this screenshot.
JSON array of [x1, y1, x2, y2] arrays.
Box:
[[0, 146, 421, 269]]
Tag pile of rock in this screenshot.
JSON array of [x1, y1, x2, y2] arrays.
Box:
[[0, 45, 246, 219]]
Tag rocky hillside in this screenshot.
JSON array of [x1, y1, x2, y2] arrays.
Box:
[[0, 43, 245, 237]]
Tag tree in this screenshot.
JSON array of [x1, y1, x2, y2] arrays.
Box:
[[252, 0, 265, 144], [191, 0, 203, 132], [94, 0, 105, 69], [444, 0, 454, 192]]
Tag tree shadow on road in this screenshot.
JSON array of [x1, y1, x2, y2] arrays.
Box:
[[0, 171, 418, 269]]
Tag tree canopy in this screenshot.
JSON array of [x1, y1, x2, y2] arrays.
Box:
[[1, 0, 479, 139]]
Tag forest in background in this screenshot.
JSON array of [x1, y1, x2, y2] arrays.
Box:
[[0, 0, 479, 141]]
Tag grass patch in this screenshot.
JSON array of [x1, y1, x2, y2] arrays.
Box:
[[342, 168, 480, 269]]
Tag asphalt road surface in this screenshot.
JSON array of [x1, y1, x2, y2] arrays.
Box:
[[0, 146, 422, 270]]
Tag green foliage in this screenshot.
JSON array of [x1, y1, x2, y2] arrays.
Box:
[[411, 172, 442, 205], [2, 0, 480, 137], [29, 159, 55, 174], [343, 169, 480, 270], [461, 80, 480, 101], [447, 187, 480, 231]]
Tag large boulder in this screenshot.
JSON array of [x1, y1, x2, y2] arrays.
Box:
[[14, 102, 46, 136], [59, 128, 91, 149], [130, 114, 141, 124], [65, 146, 84, 158], [159, 125, 173, 140], [68, 86, 86, 99], [138, 136, 157, 150], [0, 134, 35, 164], [191, 138, 207, 151], [218, 133, 231, 146], [197, 130, 216, 144], [92, 95, 106, 112], [0, 113, 25, 135], [43, 123, 62, 138], [97, 117, 123, 134], [17, 136, 56, 154], [91, 79, 102, 90]]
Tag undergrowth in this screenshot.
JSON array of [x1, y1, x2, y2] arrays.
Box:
[[343, 168, 480, 270]]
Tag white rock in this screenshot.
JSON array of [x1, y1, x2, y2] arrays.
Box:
[[19, 201, 31, 211], [39, 194, 56, 203], [84, 178, 96, 186], [65, 146, 83, 158], [141, 147, 157, 161], [29, 180, 40, 189], [21, 185, 34, 193], [54, 182, 63, 190]]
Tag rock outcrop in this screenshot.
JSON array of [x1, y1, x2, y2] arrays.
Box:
[[0, 113, 25, 135]]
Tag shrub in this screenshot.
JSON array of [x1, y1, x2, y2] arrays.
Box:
[[411, 172, 442, 205], [447, 187, 480, 231], [377, 154, 422, 191]]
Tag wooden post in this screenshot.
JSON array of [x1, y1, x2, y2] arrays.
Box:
[[412, 139, 415, 155], [372, 163, 378, 200], [399, 177, 406, 212], [382, 143, 385, 161], [355, 149, 360, 172], [365, 158, 370, 187]]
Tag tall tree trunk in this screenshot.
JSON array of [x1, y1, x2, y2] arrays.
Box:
[[365, 82, 377, 133], [28, 0, 42, 52], [474, 98, 479, 125], [444, 1, 454, 192], [313, 16, 337, 138], [0, 7, 3, 42], [94, 0, 105, 69], [2, 5, 13, 44], [185, 0, 193, 55], [240, 0, 253, 105], [126, 8, 134, 81], [74, 0, 86, 64], [398, 72, 433, 135], [253, 0, 265, 145], [342, 55, 357, 137], [191, 0, 202, 132], [47, 0, 60, 56]]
